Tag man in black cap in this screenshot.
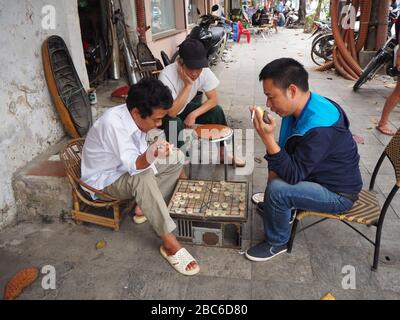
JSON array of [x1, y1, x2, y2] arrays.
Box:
[[159, 38, 245, 166]]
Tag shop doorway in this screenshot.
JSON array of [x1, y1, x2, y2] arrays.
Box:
[[78, 0, 113, 86]]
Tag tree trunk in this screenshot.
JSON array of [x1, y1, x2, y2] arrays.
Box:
[[314, 0, 324, 21], [298, 0, 307, 24], [304, 0, 324, 32], [365, 0, 380, 50]]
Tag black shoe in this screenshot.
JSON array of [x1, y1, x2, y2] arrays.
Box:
[[245, 241, 287, 262]]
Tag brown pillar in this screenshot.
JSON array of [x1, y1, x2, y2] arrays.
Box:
[[365, 0, 379, 50], [135, 0, 147, 43], [375, 0, 390, 49]]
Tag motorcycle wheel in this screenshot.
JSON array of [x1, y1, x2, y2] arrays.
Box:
[[353, 53, 387, 92]]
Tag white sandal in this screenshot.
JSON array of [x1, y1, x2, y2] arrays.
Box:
[[133, 215, 147, 224], [160, 246, 200, 276]]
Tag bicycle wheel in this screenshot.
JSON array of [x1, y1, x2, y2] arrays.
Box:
[[353, 53, 386, 92], [311, 34, 334, 66], [312, 32, 328, 47]]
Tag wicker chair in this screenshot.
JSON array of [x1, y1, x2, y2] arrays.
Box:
[[60, 138, 129, 231], [287, 129, 400, 271]]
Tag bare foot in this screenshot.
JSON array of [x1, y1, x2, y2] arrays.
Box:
[[134, 205, 144, 216], [376, 124, 396, 136]]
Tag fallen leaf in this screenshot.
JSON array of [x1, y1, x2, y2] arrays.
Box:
[[352, 134, 365, 144], [3, 267, 39, 300], [96, 240, 107, 250]]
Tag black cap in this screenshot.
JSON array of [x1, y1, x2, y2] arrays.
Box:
[[178, 38, 208, 69]]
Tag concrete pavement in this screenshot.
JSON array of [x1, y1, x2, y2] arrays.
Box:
[[1, 28, 400, 300]]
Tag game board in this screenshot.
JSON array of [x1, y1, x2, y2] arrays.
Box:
[[168, 179, 248, 221]]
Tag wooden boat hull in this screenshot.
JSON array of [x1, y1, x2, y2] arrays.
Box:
[[42, 36, 92, 138]]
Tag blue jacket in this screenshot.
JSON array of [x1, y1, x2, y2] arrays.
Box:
[[265, 92, 362, 196]]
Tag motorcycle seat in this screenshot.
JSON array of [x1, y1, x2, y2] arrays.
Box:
[[210, 26, 225, 43]]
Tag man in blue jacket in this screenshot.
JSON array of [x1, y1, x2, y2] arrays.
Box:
[[246, 58, 362, 262]]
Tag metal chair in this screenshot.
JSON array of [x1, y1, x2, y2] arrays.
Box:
[[60, 138, 129, 231], [288, 129, 400, 271]]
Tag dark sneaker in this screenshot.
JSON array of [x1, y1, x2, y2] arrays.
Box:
[[255, 203, 297, 225], [245, 241, 287, 262]]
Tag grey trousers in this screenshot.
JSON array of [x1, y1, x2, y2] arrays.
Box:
[[103, 150, 184, 236]]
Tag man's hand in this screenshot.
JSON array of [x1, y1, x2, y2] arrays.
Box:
[[178, 62, 193, 86], [184, 112, 197, 128], [250, 106, 276, 138], [250, 106, 281, 155], [146, 140, 173, 163]]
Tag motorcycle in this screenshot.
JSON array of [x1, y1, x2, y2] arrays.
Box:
[[388, 6, 399, 38], [353, 13, 399, 92], [161, 4, 229, 67]]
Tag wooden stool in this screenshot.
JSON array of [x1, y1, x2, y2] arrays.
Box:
[[191, 124, 235, 180]]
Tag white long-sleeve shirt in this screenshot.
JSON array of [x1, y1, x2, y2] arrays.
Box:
[[81, 104, 157, 198]]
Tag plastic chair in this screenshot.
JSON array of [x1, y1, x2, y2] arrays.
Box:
[[237, 21, 251, 43], [287, 129, 400, 271]]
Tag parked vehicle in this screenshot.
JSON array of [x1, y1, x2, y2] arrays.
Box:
[[353, 33, 398, 91], [311, 33, 334, 66], [353, 18, 398, 91], [310, 20, 332, 44], [388, 6, 399, 38], [161, 4, 229, 67]]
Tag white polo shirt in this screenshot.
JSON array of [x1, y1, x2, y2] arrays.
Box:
[[81, 104, 157, 198], [158, 61, 220, 115]]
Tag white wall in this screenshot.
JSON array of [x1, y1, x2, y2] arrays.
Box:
[[0, 0, 87, 229]]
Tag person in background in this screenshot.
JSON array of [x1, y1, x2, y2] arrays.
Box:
[[252, 9, 262, 26], [375, 11, 400, 136], [158, 38, 245, 166]]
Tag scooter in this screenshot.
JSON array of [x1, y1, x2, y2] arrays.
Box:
[[161, 4, 229, 67]]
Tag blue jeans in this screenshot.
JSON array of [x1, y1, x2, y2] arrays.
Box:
[[263, 179, 354, 246]]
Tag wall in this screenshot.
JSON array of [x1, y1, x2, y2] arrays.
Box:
[[145, 0, 189, 60], [0, 1, 87, 230]]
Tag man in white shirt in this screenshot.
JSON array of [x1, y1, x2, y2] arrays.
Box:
[[81, 78, 199, 276], [159, 38, 245, 166]]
